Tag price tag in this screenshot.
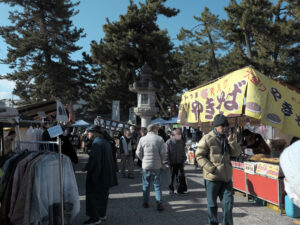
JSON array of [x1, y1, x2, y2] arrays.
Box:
[[48, 125, 63, 138]]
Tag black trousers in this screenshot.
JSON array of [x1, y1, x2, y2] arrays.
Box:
[[169, 163, 185, 190], [86, 187, 109, 218]]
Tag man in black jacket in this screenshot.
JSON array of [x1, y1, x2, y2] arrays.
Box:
[[83, 125, 118, 225]]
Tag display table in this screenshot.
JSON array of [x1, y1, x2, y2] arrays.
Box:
[[232, 167, 284, 214]]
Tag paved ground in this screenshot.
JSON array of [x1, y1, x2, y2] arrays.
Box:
[[73, 154, 295, 225]]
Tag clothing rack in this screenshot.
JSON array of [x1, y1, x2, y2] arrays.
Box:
[[14, 120, 65, 225]]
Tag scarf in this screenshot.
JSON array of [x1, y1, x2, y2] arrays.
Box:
[[213, 128, 230, 155]]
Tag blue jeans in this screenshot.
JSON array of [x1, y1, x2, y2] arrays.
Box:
[[142, 169, 162, 204]]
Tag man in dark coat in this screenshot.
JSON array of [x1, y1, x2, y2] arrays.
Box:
[[165, 129, 187, 194], [84, 125, 118, 225]]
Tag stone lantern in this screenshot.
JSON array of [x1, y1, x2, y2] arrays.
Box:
[[129, 63, 162, 128]]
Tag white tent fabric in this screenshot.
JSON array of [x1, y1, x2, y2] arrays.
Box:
[[71, 120, 90, 127]]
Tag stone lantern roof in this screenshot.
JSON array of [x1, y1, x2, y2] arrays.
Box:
[[129, 63, 162, 93]]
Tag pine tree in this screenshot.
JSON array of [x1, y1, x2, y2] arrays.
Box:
[[0, 0, 86, 103], [90, 0, 181, 115], [221, 0, 299, 83], [176, 7, 226, 90]]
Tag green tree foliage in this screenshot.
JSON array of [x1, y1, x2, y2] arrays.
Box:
[[176, 7, 227, 90], [90, 0, 181, 115], [221, 0, 299, 82], [177, 0, 299, 91], [0, 0, 87, 103]]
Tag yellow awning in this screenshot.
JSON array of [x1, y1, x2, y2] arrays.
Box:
[[178, 67, 300, 138]]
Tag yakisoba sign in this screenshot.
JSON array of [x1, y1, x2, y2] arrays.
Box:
[[178, 67, 300, 138]]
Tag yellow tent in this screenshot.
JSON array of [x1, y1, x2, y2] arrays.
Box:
[[178, 66, 300, 138]]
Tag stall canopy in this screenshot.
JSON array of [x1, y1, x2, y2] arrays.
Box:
[[71, 120, 90, 127], [164, 117, 178, 124], [178, 66, 300, 138], [151, 118, 167, 125], [0, 107, 19, 123]]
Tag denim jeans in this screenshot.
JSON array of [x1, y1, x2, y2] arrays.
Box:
[[142, 169, 162, 204]]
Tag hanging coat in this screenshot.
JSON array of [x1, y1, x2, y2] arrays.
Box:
[[85, 136, 118, 218]]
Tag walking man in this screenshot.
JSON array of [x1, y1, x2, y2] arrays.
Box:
[[120, 128, 134, 178], [195, 114, 242, 225], [84, 125, 118, 225], [165, 129, 187, 194], [136, 124, 166, 211]]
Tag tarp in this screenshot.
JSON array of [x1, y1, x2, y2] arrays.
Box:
[[151, 118, 167, 125], [164, 117, 178, 124], [178, 67, 300, 138], [71, 120, 90, 127]]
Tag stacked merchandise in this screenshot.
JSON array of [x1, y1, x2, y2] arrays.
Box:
[[0, 150, 79, 225]]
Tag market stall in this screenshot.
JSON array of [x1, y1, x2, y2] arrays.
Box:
[[177, 66, 300, 213]]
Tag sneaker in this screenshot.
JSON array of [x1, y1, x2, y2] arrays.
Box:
[[157, 203, 164, 212], [100, 216, 107, 221], [83, 217, 101, 225], [142, 202, 149, 208]]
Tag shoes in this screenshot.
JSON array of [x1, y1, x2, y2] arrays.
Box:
[[157, 203, 164, 212], [168, 185, 174, 195], [83, 217, 102, 225], [142, 202, 149, 208]]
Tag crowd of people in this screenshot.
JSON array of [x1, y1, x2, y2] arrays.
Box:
[[3, 114, 296, 225], [81, 114, 300, 225]]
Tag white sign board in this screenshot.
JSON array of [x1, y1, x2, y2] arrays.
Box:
[[48, 125, 63, 138], [112, 100, 120, 121], [56, 100, 68, 123]]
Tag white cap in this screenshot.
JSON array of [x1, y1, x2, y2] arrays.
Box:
[[280, 140, 300, 195]]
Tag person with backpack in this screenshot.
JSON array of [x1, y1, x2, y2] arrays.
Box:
[[165, 129, 187, 194]]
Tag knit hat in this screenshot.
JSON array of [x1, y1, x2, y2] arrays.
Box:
[[280, 140, 300, 196], [87, 125, 102, 133], [213, 114, 229, 127]]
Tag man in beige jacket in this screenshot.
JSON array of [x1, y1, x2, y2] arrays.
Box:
[[196, 114, 242, 225]]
